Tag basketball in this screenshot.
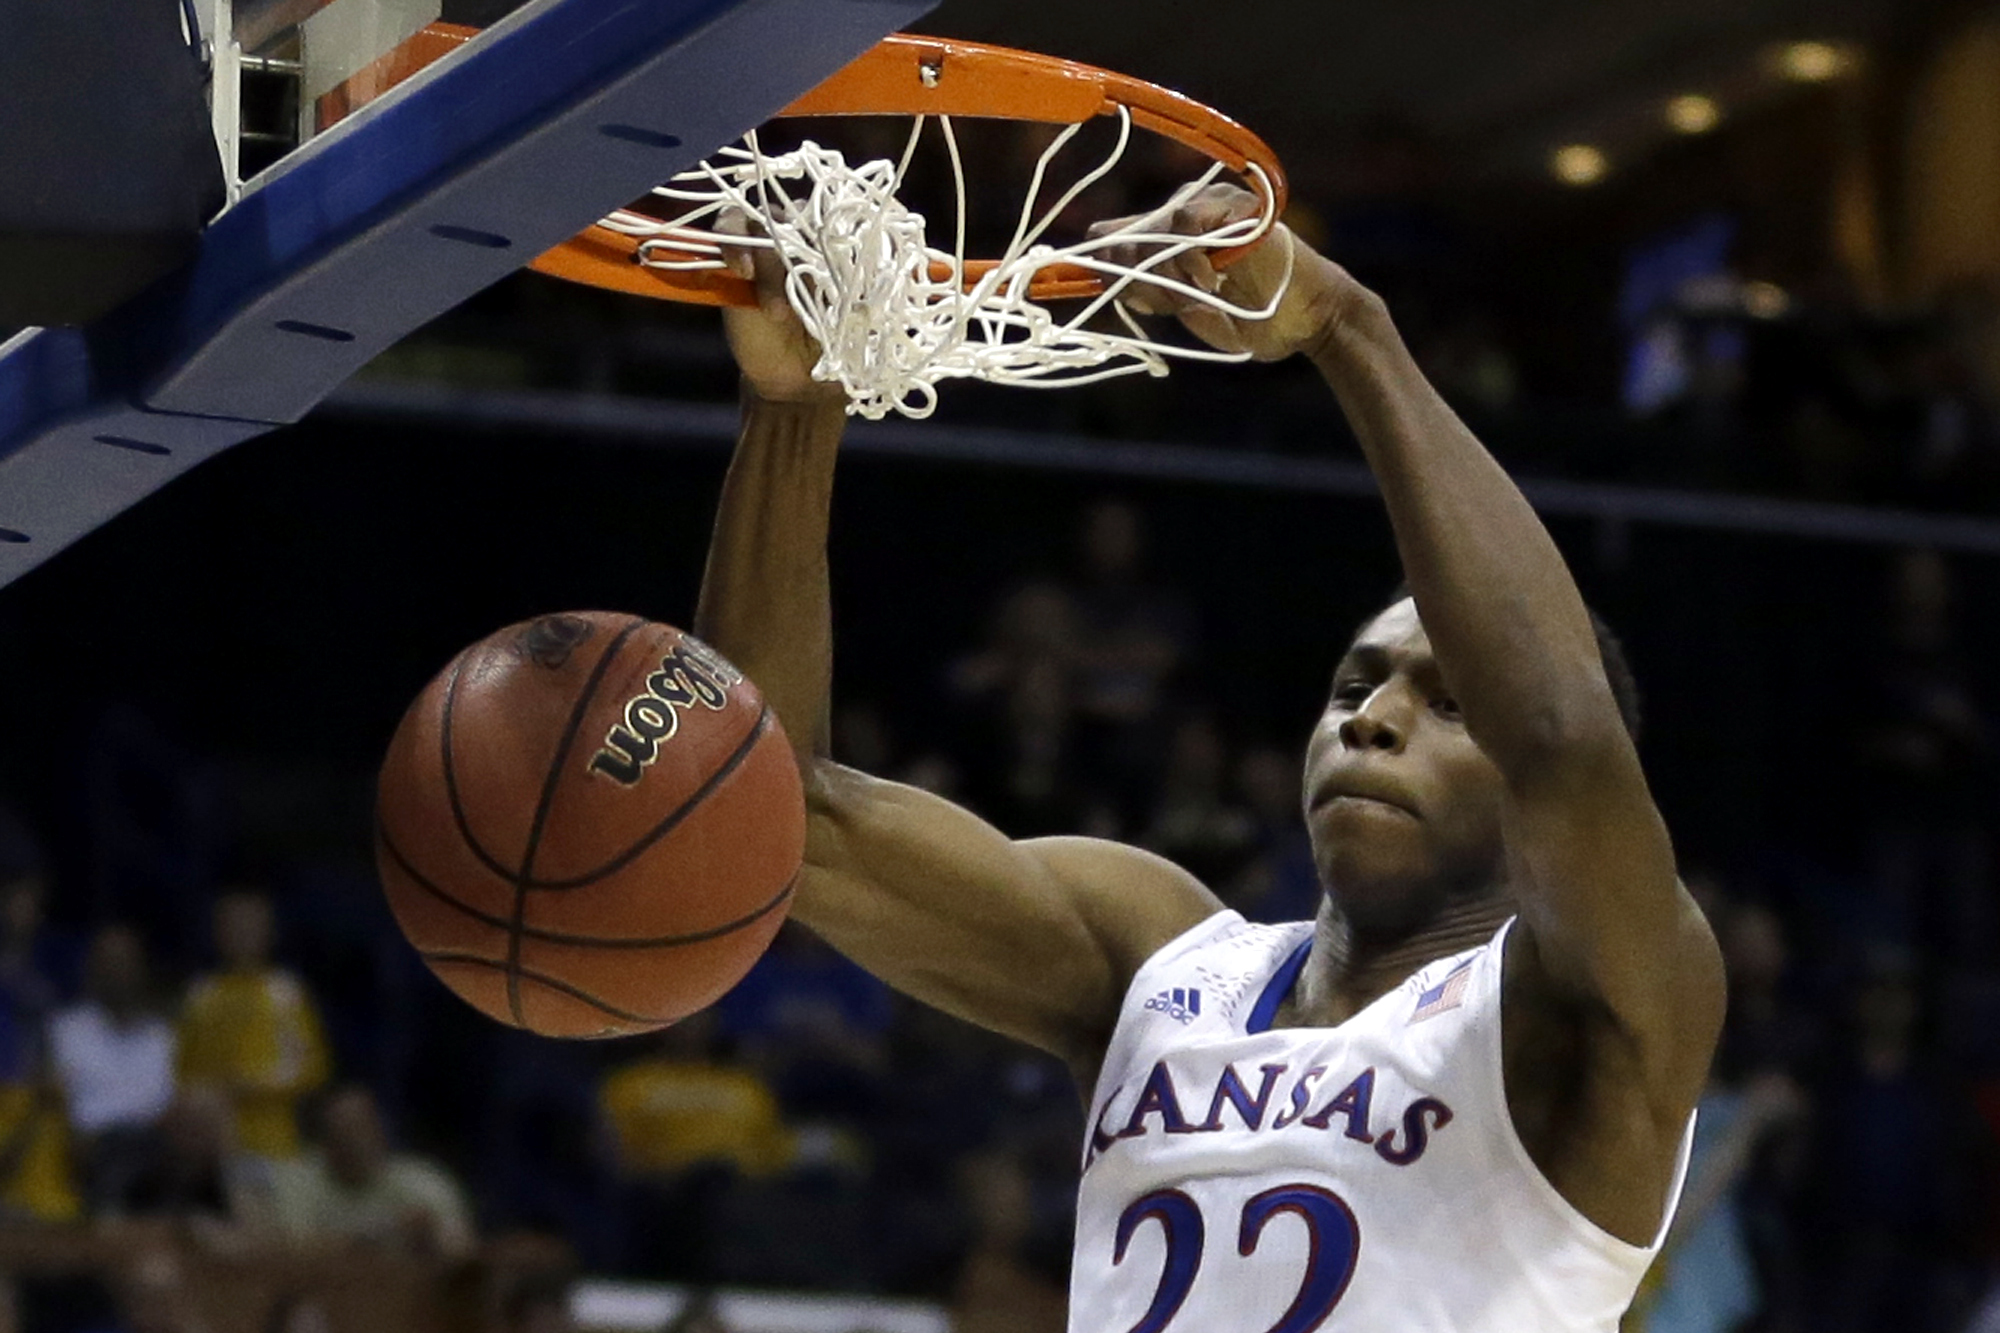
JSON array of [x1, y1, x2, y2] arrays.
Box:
[[373, 612, 804, 1038]]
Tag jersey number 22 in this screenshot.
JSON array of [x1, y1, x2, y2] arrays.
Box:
[[1115, 1185, 1360, 1333]]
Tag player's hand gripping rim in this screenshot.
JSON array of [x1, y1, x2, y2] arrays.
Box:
[[1088, 184, 1375, 363], [716, 211, 847, 408]]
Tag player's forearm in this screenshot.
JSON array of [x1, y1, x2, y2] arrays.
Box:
[[692, 384, 845, 760], [1307, 296, 1621, 769]]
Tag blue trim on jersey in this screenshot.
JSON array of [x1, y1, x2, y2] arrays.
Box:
[[1246, 936, 1314, 1034]]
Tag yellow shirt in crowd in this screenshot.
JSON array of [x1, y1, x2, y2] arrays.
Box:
[[0, 1085, 77, 1222], [599, 1060, 794, 1177], [176, 968, 330, 1158]]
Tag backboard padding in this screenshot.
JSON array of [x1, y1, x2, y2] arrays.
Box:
[[0, 0, 936, 588]]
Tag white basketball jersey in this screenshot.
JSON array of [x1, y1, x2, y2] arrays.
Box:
[[1069, 911, 1692, 1333]]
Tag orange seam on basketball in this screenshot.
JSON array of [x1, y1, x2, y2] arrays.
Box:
[[520, 704, 777, 892], [421, 950, 666, 1027], [380, 822, 797, 947], [502, 615, 654, 1027], [438, 618, 654, 891]]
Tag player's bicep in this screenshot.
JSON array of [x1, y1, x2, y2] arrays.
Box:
[[792, 762, 1221, 1062]]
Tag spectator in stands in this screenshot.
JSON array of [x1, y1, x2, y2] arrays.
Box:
[[0, 811, 60, 1022], [1628, 1069, 1805, 1333], [111, 1086, 278, 1238], [1805, 952, 1963, 1332], [949, 583, 1079, 704], [949, 1152, 1067, 1333], [1697, 888, 1824, 1327], [865, 1002, 1034, 1293], [1139, 714, 1258, 889], [1226, 744, 1320, 923], [52, 924, 176, 1208], [268, 1084, 474, 1260], [0, 1029, 73, 1226], [1857, 549, 1993, 966], [1065, 501, 1195, 809], [1711, 893, 1826, 1087], [1894, 287, 2000, 509], [717, 925, 891, 1126], [600, 1011, 794, 1180], [947, 582, 1103, 838], [0, 814, 76, 1224], [598, 1010, 793, 1279], [176, 889, 330, 1158]]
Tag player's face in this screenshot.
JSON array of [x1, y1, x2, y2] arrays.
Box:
[[1302, 599, 1507, 939]]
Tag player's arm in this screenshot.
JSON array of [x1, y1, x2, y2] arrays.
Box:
[[1115, 191, 1722, 1105], [692, 271, 1219, 1070], [1303, 253, 1724, 1112]]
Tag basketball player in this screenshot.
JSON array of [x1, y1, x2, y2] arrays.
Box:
[[692, 186, 1724, 1330]]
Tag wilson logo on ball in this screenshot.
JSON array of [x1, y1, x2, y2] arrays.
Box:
[[589, 638, 746, 786]]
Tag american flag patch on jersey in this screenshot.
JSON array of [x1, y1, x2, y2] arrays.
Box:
[[1411, 959, 1474, 1023]]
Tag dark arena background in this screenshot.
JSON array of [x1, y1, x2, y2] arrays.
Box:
[[4, 0, 2000, 1330]]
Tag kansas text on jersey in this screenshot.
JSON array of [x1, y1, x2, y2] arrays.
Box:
[[1068, 912, 1694, 1333]]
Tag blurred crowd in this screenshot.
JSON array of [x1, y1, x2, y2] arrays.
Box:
[[1, 484, 1997, 1333], [403, 112, 2000, 524], [0, 867, 476, 1258]]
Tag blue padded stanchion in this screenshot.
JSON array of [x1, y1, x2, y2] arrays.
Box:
[[0, 0, 935, 588]]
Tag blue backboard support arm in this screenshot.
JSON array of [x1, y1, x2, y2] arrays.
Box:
[[0, 0, 935, 588]]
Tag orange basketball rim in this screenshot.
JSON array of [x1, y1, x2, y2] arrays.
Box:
[[532, 34, 1290, 308], [329, 29, 1289, 309]]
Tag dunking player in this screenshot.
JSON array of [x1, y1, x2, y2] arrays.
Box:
[[691, 188, 1725, 1330]]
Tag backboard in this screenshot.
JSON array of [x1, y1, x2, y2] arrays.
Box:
[[0, 0, 936, 588]]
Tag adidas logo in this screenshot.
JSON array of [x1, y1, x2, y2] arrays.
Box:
[[1144, 987, 1202, 1024]]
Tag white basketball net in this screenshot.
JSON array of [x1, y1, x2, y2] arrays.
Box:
[[597, 108, 1289, 420]]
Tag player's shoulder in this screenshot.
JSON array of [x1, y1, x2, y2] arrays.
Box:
[[1024, 833, 1209, 891], [1022, 835, 1226, 976], [1124, 910, 1313, 1021], [1138, 909, 1305, 976], [1086, 912, 1314, 1092]]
